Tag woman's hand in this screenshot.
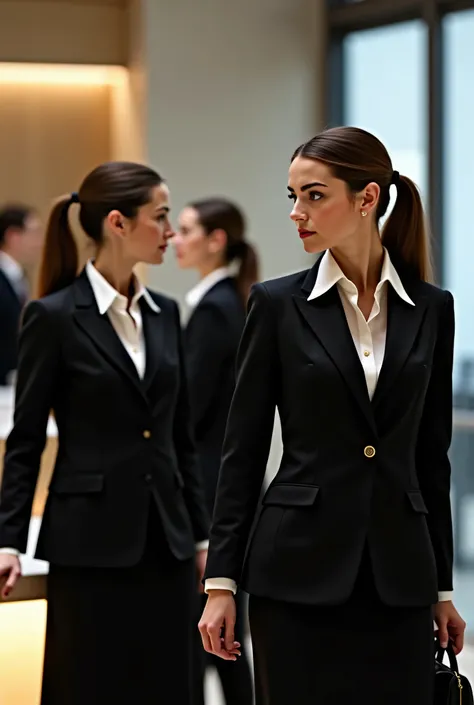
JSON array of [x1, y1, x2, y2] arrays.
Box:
[[0, 554, 21, 599], [198, 590, 241, 661], [434, 600, 466, 654]]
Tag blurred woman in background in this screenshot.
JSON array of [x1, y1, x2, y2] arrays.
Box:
[[0, 162, 209, 705], [174, 197, 258, 705]]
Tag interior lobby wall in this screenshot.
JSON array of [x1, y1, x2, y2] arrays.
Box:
[[138, 0, 326, 301]]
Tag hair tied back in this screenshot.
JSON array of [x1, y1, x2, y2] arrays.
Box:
[[391, 171, 400, 187]]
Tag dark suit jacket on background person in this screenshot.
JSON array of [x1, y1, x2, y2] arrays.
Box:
[[184, 273, 246, 516], [0, 254, 27, 386], [0, 268, 209, 564], [184, 269, 253, 705]]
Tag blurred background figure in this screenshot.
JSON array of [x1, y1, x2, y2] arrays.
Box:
[[174, 197, 258, 705], [0, 205, 43, 386]]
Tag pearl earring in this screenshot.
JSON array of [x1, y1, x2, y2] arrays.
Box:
[[361, 211, 367, 217]]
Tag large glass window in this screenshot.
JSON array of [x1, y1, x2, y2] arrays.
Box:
[[344, 22, 428, 199], [444, 8, 474, 631], [444, 10, 474, 388]]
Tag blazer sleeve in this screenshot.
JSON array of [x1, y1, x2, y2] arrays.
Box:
[[172, 301, 210, 543], [204, 283, 279, 583], [416, 291, 455, 593], [185, 303, 232, 429], [0, 301, 60, 552]]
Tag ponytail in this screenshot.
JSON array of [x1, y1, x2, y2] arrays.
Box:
[[235, 241, 259, 306], [37, 196, 78, 298], [381, 174, 434, 283]]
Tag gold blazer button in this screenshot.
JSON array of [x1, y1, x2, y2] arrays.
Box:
[[143, 430, 151, 439], [364, 445, 376, 458]]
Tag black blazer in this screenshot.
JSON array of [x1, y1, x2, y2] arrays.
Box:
[[0, 269, 23, 385], [0, 270, 209, 567], [184, 278, 246, 514], [204, 258, 455, 607]]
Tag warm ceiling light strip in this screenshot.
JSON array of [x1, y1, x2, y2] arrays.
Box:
[[0, 63, 127, 86]]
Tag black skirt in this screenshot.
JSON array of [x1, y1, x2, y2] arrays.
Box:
[[249, 547, 434, 705], [41, 505, 197, 705]]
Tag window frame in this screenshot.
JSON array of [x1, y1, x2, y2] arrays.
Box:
[[326, 0, 474, 284]]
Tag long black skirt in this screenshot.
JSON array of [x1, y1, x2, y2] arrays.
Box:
[[41, 506, 197, 705], [249, 548, 434, 705]]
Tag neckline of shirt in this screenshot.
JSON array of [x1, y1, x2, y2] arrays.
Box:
[[185, 266, 233, 310], [85, 259, 160, 315], [307, 248, 415, 307]]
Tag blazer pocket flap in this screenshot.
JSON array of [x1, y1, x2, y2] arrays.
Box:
[[263, 483, 320, 507], [407, 491, 428, 514], [50, 474, 104, 494]]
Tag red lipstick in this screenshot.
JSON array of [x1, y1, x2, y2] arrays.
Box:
[[298, 229, 315, 239]]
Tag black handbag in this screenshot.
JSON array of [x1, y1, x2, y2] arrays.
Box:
[[434, 639, 473, 704]]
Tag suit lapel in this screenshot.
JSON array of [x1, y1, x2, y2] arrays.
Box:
[[293, 284, 376, 434], [73, 271, 148, 402], [293, 258, 428, 430], [372, 284, 428, 411], [141, 297, 163, 390]]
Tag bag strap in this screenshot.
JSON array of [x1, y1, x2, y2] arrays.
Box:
[[435, 639, 460, 673]]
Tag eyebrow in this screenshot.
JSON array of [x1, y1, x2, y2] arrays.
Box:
[[156, 205, 170, 213], [287, 181, 328, 193]]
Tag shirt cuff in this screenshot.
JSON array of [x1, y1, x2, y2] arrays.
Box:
[[205, 578, 237, 594], [438, 591, 453, 602], [195, 540, 209, 552], [0, 548, 20, 557]]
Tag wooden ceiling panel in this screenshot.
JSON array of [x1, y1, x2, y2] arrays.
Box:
[[11, 0, 127, 6]]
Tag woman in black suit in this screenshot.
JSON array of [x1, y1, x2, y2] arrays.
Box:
[[0, 162, 209, 705], [174, 198, 258, 705], [198, 127, 467, 705]]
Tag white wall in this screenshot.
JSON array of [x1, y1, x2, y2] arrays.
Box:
[[139, 0, 326, 301]]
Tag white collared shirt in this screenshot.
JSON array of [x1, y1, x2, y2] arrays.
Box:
[[85, 260, 160, 379], [185, 267, 232, 312], [307, 247, 414, 400], [204, 249, 453, 602], [0, 250, 28, 301], [0, 250, 23, 285]]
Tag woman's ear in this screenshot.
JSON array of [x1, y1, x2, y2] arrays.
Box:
[[207, 228, 228, 255], [359, 182, 380, 216], [106, 210, 127, 237]]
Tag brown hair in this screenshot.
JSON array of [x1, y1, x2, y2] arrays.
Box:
[[37, 161, 163, 298], [189, 197, 260, 305], [292, 126, 433, 283]]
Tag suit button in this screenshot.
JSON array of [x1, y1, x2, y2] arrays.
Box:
[[144, 473, 153, 482], [143, 430, 151, 439], [364, 445, 376, 458]]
